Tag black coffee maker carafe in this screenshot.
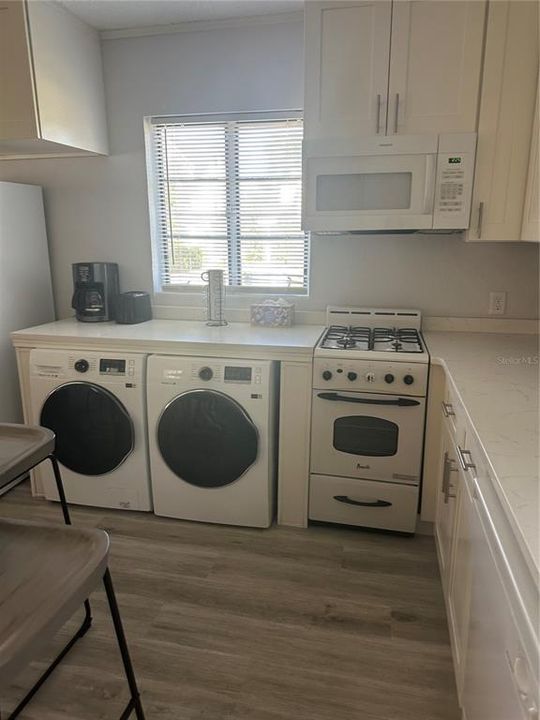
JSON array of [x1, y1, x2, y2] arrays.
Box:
[[71, 262, 119, 322]]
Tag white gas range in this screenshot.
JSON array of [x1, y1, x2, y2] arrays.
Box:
[[309, 307, 429, 534]]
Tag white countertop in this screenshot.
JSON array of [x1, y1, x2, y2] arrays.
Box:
[[11, 318, 325, 362], [424, 331, 539, 577]]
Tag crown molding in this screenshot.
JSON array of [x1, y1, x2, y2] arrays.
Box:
[[100, 10, 304, 40]]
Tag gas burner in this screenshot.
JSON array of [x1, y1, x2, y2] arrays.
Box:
[[321, 325, 371, 351], [372, 327, 423, 353]]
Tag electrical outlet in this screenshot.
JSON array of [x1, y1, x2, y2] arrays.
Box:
[[489, 291, 507, 315]]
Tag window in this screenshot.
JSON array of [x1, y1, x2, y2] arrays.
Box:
[[146, 112, 308, 293]]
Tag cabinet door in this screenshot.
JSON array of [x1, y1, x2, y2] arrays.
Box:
[[304, 1, 391, 141], [466, 1, 539, 242], [388, 1, 485, 135], [447, 463, 474, 702], [521, 76, 539, 242], [463, 497, 535, 720], [434, 420, 459, 588], [0, 0, 38, 140]]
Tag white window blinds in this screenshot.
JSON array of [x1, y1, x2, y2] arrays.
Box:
[[149, 114, 308, 292]]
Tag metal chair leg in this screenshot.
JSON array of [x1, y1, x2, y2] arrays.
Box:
[[49, 455, 93, 631], [103, 568, 146, 720], [6, 606, 93, 719], [49, 454, 72, 526]]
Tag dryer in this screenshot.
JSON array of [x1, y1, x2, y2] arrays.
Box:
[[147, 355, 277, 528], [29, 349, 151, 511]]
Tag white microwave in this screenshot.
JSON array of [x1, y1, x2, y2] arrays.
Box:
[[303, 133, 477, 233]]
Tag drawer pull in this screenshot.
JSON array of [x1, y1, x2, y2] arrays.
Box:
[[457, 446, 476, 472], [334, 495, 392, 508], [441, 401, 455, 417], [319, 392, 420, 407]]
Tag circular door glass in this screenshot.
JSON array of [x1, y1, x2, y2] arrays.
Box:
[[40, 382, 134, 475], [157, 389, 258, 488]]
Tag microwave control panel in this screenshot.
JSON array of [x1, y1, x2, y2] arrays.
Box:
[[433, 133, 477, 230]]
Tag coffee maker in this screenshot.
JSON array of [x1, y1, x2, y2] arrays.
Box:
[[71, 262, 119, 322]]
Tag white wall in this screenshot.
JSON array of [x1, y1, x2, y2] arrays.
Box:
[[0, 17, 538, 319]]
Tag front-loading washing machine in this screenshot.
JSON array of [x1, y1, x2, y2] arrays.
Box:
[[29, 349, 151, 511], [147, 355, 277, 527]]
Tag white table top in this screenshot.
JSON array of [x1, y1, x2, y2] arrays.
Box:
[[11, 318, 325, 362], [424, 330, 539, 577]]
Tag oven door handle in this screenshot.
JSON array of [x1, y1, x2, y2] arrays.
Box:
[[334, 495, 392, 508], [317, 392, 420, 407]]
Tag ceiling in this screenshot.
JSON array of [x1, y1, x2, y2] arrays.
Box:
[[59, 0, 304, 31]]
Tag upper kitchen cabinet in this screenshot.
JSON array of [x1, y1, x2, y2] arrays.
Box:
[[388, 2, 485, 135], [304, 1, 392, 140], [304, 0, 486, 142], [466, 1, 538, 242], [0, 0, 108, 159], [521, 78, 539, 242]]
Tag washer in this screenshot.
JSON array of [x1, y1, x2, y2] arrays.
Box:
[[29, 349, 151, 511], [147, 355, 277, 528]]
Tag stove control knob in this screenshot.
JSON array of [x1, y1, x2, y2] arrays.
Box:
[[322, 370, 332, 381], [74, 359, 89, 373], [384, 373, 395, 384], [403, 374, 414, 385], [199, 366, 213, 381], [347, 372, 357, 381], [365, 372, 376, 383]]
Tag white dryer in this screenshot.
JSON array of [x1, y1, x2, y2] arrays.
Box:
[[29, 349, 151, 511], [147, 355, 277, 528]]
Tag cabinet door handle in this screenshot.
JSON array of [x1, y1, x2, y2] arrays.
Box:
[[376, 94, 382, 134], [441, 401, 455, 417], [457, 446, 476, 472], [393, 93, 400, 133], [477, 201, 484, 239]]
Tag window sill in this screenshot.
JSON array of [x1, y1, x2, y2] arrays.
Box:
[[157, 286, 308, 298]]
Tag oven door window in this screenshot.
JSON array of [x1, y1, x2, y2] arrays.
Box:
[[333, 416, 398, 457]]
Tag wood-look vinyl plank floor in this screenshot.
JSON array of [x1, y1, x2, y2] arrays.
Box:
[[0, 482, 459, 720]]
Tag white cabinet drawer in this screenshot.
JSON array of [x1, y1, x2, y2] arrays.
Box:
[[309, 474, 418, 533]]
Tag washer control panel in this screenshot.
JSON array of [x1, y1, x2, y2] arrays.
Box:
[[313, 358, 428, 396], [159, 358, 270, 388], [29, 350, 145, 383]]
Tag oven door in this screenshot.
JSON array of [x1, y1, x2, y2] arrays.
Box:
[[310, 390, 425, 484], [304, 149, 436, 232]]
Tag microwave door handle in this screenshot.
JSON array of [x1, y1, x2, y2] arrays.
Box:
[[423, 154, 437, 214], [334, 495, 392, 508], [317, 392, 420, 407]]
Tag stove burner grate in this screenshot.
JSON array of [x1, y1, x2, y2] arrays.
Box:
[[320, 326, 423, 353]]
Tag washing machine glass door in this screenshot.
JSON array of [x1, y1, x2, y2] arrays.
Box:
[[40, 382, 134, 475], [157, 389, 258, 488]]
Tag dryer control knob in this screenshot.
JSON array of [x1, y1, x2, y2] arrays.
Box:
[[199, 366, 213, 381], [74, 359, 89, 373]]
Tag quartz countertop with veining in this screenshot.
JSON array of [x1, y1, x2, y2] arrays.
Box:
[[424, 331, 539, 577]]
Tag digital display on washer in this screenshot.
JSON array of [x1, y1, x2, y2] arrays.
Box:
[[224, 366, 252, 383], [99, 359, 126, 375]]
